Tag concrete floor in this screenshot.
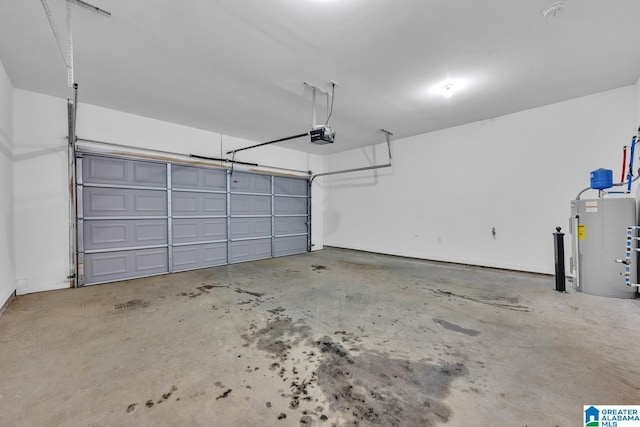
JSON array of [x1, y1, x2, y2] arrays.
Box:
[[0, 248, 639, 426]]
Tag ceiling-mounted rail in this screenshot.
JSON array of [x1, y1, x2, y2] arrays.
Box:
[[226, 132, 309, 156], [310, 129, 393, 183]]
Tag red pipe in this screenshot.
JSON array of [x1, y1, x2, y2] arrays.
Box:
[[621, 145, 628, 183]]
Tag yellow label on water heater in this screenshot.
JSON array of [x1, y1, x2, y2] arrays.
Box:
[[578, 224, 586, 240]]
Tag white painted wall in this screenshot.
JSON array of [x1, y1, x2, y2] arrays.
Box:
[[0, 59, 15, 306], [323, 86, 637, 274], [13, 89, 323, 295]]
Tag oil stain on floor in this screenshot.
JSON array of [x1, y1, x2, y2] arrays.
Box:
[[432, 318, 480, 337], [243, 311, 468, 426]]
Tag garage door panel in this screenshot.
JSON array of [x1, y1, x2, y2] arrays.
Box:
[[172, 192, 226, 216], [274, 217, 307, 236], [133, 162, 167, 186], [274, 196, 307, 215], [230, 172, 271, 193], [274, 236, 308, 256], [136, 221, 168, 243], [203, 171, 226, 188], [84, 248, 169, 284], [230, 239, 271, 263], [84, 219, 167, 250], [231, 194, 271, 215], [85, 156, 126, 184], [172, 243, 227, 271], [274, 177, 307, 196], [172, 165, 226, 190], [84, 188, 167, 217], [83, 156, 166, 187], [173, 218, 227, 243], [135, 192, 168, 213], [230, 217, 271, 239]]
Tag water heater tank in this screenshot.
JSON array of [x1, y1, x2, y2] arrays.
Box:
[[570, 197, 638, 298]]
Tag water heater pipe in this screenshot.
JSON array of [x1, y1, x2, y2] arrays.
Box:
[[620, 146, 627, 183], [627, 136, 636, 192]]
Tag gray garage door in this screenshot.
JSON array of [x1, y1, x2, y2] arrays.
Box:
[[77, 154, 309, 286]]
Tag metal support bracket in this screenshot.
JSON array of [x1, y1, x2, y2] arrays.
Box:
[[303, 82, 332, 129], [310, 129, 393, 183], [40, 0, 111, 87]]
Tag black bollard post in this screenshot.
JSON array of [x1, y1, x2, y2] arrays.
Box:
[[553, 227, 566, 292]]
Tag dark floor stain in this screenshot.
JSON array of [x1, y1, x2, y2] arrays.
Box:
[[126, 403, 137, 413], [289, 376, 315, 409], [266, 401, 272, 408], [235, 288, 265, 298], [311, 265, 328, 272], [348, 292, 373, 304], [242, 317, 312, 361], [114, 299, 149, 310], [433, 319, 481, 337], [244, 314, 467, 426], [178, 284, 228, 299], [278, 413, 287, 420], [300, 415, 312, 425], [201, 284, 228, 289], [320, 414, 328, 421], [216, 389, 232, 400], [176, 291, 203, 299], [158, 385, 178, 401], [315, 337, 467, 427], [431, 289, 530, 312], [478, 293, 520, 304], [145, 400, 154, 408]]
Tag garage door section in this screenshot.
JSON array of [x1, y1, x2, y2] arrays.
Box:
[[77, 154, 310, 286], [78, 156, 169, 285], [273, 176, 309, 256], [171, 165, 227, 272], [229, 172, 273, 263]]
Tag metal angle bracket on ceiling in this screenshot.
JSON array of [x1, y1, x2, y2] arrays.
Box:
[[40, 0, 111, 87], [303, 81, 332, 128], [310, 128, 394, 183]]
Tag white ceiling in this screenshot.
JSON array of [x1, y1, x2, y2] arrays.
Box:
[[1, 0, 640, 154]]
